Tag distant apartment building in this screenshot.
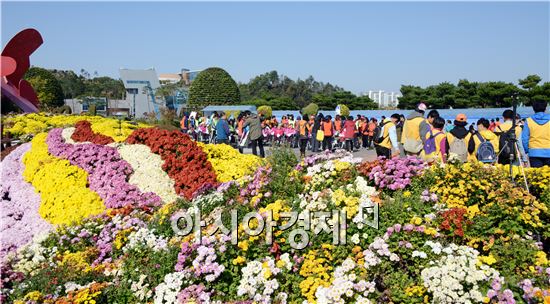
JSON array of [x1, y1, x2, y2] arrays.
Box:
[[366, 90, 401, 108]]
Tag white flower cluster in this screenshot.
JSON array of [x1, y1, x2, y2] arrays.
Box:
[[352, 176, 377, 229], [154, 271, 189, 304], [124, 227, 168, 253], [13, 233, 57, 275], [117, 144, 179, 204], [278, 253, 293, 271], [129, 274, 153, 302], [193, 191, 225, 210], [299, 189, 333, 212], [315, 258, 376, 304], [61, 127, 78, 144], [237, 257, 287, 304], [64, 281, 97, 292], [421, 243, 499, 304]]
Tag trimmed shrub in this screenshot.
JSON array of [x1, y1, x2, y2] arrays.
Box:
[[301, 103, 319, 116], [257, 105, 272, 118], [338, 104, 350, 117], [188, 67, 240, 106]]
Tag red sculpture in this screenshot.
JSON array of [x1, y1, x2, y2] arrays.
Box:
[[1, 28, 43, 112]]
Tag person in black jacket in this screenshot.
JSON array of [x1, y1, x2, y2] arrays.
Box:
[[311, 113, 324, 152]]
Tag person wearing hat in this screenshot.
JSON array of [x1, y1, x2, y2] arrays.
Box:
[[401, 102, 431, 155], [215, 112, 231, 145], [374, 117, 400, 159], [444, 114, 471, 162]]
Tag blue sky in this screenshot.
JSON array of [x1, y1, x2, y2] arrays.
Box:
[[2, 2, 549, 94]]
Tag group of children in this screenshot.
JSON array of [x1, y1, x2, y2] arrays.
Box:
[[179, 100, 550, 167]]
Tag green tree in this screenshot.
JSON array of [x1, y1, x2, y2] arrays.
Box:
[[519, 74, 543, 105], [24, 67, 65, 109], [51, 69, 85, 99], [83, 76, 125, 99], [189, 67, 240, 106]]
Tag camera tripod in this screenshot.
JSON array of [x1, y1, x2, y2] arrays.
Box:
[[495, 93, 529, 192], [496, 134, 529, 192]]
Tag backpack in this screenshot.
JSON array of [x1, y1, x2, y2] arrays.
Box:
[[475, 133, 497, 163], [423, 130, 443, 155], [495, 126, 514, 163], [373, 122, 387, 144], [448, 135, 468, 163]]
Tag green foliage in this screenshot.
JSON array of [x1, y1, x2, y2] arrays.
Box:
[[257, 105, 272, 118], [398, 75, 550, 109], [88, 104, 97, 116], [266, 146, 302, 200], [301, 103, 319, 116], [54, 105, 72, 114], [189, 67, 240, 106], [338, 104, 350, 116], [239, 71, 377, 110], [24, 67, 65, 109]]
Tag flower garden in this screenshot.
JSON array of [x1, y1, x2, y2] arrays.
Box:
[[1, 113, 549, 303]]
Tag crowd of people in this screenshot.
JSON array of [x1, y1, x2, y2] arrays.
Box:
[[179, 100, 550, 168]]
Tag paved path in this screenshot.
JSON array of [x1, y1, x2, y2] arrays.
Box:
[[241, 146, 378, 162]]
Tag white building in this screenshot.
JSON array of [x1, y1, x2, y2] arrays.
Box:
[[159, 69, 203, 86], [367, 90, 401, 108], [119, 68, 162, 118]]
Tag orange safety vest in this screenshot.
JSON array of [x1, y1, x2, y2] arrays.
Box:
[[335, 119, 342, 132], [360, 121, 368, 135], [299, 120, 311, 136], [323, 121, 333, 136]]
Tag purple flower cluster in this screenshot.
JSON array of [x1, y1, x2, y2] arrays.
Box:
[[297, 149, 353, 170], [485, 276, 515, 304], [93, 215, 145, 266], [177, 284, 211, 304], [240, 166, 272, 206], [47, 128, 161, 209], [0, 144, 52, 260], [519, 278, 550, 302], [420, 189, 438, 203], [368, 156, 426, 190], [175, 239, 225, 282]]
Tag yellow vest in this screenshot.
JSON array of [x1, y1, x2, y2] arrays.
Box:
[[527, 118, 550, 149], [421, 130, 446, 162], [495, 122, 521, 139], [469, 130, 499, 162], [401, 117, 424, 144], [377, 121, 395, 149]]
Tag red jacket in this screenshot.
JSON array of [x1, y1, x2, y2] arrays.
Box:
[[343, 120, 356, 139]]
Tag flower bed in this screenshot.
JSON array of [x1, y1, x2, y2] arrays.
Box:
[[197, 142, 264, 183], [2, 113, 149, 142], [126, 128, 218, 199], [47, 128, 162, 210], [0, 143, 51, 260], [71, 120, 114, 145], [1, 114, 549, 304], [23, 133, 105, 225]]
